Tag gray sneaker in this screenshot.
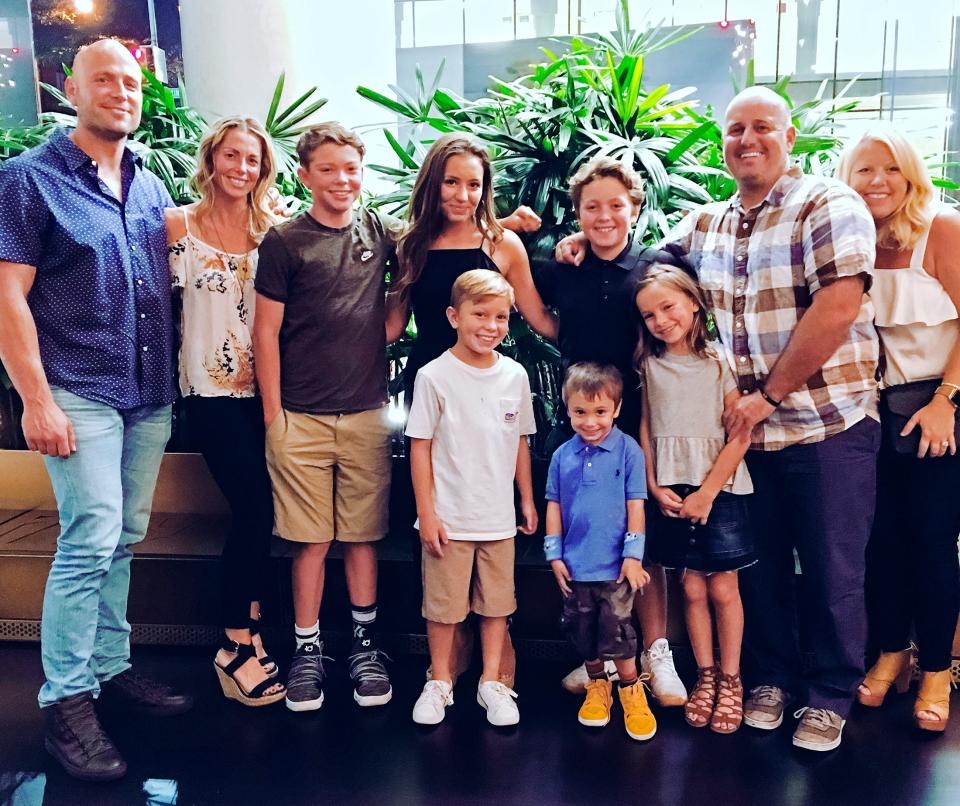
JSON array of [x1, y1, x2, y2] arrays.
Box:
[[348, 649, 393, 707], [743, 685, 788, 730], [792, 707, 845, 751], [285, 642, 328, 712]]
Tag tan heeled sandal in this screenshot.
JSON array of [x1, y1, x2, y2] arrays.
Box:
[[710, 669, 743, 734], [858, 647, 913, 707], [914, 669, 952, 732], [684, 666, 717, 728]]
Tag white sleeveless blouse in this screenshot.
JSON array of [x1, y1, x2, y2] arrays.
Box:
[[870, 213, 960, 388], [169, 211, 259, 398]]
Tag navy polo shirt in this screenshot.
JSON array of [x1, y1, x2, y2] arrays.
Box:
[[0, 129, 175, 409], [545, 426, 647, 581]]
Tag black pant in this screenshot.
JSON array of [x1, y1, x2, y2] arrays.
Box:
[[866, 436, 960, 671], [182, 395, 274, 629], [740, 417, 880, 717]]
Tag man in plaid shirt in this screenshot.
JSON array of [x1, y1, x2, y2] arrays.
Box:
[[666, 86, 880, 751]]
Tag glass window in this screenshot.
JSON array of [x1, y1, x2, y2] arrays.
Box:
[[465, 0, 515, 43], [411, 0, 464, 47]]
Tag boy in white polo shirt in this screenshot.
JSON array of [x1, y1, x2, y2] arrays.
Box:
[[406, 269, 538, 727]]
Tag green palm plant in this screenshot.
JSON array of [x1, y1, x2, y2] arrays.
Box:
[[263, 71, 329, 207], [358, 1, 728, 260]]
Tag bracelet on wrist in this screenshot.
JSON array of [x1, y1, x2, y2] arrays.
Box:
[[757, 385, 781, 408], [622, 531, 646, 560], [543, 534, 563, 562]]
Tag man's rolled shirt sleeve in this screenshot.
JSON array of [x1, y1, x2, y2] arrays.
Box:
[[802, 188, 877, 295]]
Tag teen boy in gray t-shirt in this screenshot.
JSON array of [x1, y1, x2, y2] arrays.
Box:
[[255, 123, 401, 712]]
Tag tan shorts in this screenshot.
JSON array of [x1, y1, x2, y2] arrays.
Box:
[[265, 406, 391, 544], [421, 537, 516, 624]]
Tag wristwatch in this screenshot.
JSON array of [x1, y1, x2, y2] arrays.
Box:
[[934, 382, 960, 408]]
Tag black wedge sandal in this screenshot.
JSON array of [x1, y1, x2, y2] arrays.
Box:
[[249, 616, 279, 678], [214, 638, 286, 707]]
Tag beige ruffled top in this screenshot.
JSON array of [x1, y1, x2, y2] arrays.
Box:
[[871, 213, 960, 388], [643, 350, 753, 495]]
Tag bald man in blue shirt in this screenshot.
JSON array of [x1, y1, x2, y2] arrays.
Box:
[[0, 39, 191, 782]]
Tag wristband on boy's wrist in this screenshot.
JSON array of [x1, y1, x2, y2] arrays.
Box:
[[543, 534, 563, 562], [757, 384, 782, 408], [622, 530, 646, 560]]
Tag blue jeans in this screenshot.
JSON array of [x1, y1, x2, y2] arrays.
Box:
[[38, 387, 171, 706]]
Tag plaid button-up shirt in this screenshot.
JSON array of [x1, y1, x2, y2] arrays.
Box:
[[665, 166, 880, 451]]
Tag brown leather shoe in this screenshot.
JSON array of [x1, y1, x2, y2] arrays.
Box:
[[44, 692, 127, 782]]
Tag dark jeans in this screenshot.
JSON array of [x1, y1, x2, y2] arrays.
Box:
[[866, 436, 960, 672], [740, 417, 880, 717], [182, 395, 275, 629]]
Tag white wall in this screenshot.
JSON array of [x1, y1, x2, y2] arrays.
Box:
[[179, 0, 398, 189]]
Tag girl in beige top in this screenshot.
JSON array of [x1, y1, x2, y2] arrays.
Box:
[[635, 264, 754, 735], [165, 117, 285, 707], [838, 127, 960, 732]]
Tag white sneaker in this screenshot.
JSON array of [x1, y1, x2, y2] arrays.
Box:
[[560, 661, 619, 694], [640, 638, 688, 706], [412, 679, 453, 725], [477, 680, 520, 726]]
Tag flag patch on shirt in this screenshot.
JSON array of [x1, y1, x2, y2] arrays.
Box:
[[504, 410, 517, 423]]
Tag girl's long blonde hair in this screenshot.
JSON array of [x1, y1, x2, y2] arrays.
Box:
[[633, 264, 713, 380], [835, 127, 937, 251], [190, 116, 278, 240]]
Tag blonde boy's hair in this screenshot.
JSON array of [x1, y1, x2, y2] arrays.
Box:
[[568, 155, 645, 212], [450, 269, 515, 309], [835, 126, 937, 251], [562, 363, 624, 406]]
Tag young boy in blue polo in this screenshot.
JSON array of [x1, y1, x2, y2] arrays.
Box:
[[544, 362, 655, 740]]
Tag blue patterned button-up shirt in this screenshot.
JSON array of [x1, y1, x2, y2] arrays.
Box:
[[0, 129, 175, 409]]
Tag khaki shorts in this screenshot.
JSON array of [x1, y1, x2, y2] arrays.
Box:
[[265, 406, 391, 543], [421, 537, 516, 624]]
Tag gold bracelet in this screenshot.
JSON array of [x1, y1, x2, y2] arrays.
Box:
[[934, 384, 960, 408]]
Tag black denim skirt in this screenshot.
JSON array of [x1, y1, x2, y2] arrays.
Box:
[[646, 485, 756, 573]]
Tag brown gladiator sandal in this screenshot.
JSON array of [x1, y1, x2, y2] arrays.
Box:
[[684, 666, 717, 728], [710, 669, 744, 734]]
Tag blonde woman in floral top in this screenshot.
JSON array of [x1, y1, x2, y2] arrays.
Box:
[[165, 116, 285, 706]]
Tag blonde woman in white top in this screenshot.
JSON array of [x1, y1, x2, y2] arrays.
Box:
[[837, 127, 960, 732], [165, 117, 285, 706]]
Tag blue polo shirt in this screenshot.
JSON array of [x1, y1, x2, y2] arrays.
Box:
[[545, 427, 647, 581], [0, 129, 175, 410]]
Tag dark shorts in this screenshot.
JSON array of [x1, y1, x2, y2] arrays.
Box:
[[560, 580, 637, 661], [646, 485, 756, 573]]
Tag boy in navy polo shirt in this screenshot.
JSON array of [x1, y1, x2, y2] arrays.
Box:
[[544, 362, 655, 741]]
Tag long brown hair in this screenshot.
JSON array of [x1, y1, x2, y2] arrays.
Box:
[[393, 133, 504, 302], [633, 264, 713, 379], [191, 116, 278, 241]]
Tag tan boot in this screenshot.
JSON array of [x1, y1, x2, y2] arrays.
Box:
[[914, 669, 952, 732], [858, 647, 913, 707]]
